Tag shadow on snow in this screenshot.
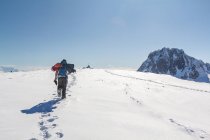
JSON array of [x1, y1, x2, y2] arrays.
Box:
[[21, 99, 61, 114]]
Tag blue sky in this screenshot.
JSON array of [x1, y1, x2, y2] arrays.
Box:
[[0, 0, 210, 68]]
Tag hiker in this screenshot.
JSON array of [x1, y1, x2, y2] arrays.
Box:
[[52, 59, 68, 99], [52, 59, 76, 99]]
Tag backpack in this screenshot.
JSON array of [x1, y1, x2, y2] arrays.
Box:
[[51, 63, 61, 72], [58, 64, 67, 77], [66, 64, 76, 73]]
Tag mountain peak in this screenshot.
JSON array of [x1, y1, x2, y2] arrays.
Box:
[[138, 48, 209, 83]]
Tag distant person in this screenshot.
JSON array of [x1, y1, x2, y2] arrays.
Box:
[[51, 59, 76, 99]]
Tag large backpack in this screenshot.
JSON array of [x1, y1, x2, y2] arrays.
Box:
[[58, 64, 67, 77], [66, 64, 76, 73], [51, 63, 61, 72]]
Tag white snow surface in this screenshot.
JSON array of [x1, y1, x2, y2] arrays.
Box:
[[0, 69, 210, 140]]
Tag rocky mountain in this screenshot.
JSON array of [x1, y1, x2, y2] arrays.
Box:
[[83, 65, 93, 69], [206, 63, 210, 74], [138, 48, 209, 82]]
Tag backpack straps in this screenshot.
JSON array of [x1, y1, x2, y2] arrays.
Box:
[[58, 64, 68, 78]]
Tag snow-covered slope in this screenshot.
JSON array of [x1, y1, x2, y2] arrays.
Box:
[[138, 48, 209, 82], [0, 69, 210, 140]]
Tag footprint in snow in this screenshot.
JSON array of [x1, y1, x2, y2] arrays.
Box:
[[39, 121, 44, 126], [52, 124, 57, 128], [47, 117, 58, 123], [41, 113, 50, 118], [40, 126, 48, 131], [130, 96, 142, 105], [43, 131, 51, 139], [56, 132, 64, 138], [29, 138, 38, 140], [22, 79, 72, 140], [169, 119, 210, 139]]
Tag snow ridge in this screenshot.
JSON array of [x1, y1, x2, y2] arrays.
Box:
[[105, 70, 210, 93]]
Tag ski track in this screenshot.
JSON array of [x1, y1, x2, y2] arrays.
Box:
[[105, 70, 210, 94], [30, 73, 76, 140]]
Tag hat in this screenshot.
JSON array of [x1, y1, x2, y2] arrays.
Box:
[[61, 59, 67, 64]]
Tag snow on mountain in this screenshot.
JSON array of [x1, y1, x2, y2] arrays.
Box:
[[138, 48, 210, 83], [0, 66, 18, 72], [0, 69, 210, 140], [206, 63, 210, 74]]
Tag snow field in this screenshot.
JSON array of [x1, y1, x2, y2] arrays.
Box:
[[0, 69, 210, 140]]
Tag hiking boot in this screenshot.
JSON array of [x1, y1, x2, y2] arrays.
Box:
[[62, 92, 66, 99], [57, 88, 62, 97]]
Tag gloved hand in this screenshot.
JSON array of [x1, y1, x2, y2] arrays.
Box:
[[54, 80, 57, 85]]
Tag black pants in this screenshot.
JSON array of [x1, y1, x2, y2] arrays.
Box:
[[58, 77, 68, 98]]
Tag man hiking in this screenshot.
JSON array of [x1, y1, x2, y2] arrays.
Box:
[[52, 59, 75, 99]]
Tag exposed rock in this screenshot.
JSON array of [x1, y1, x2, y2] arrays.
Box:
[[138, 48, 209, 82], [206, 63, 210, 74], [83, 65, 93, 69]]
